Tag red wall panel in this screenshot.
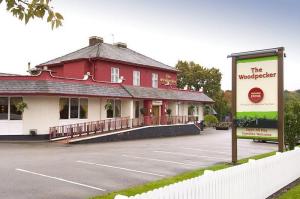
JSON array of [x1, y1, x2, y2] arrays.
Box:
[[49, 59, 177, 88], [93, 60, 177, 88]]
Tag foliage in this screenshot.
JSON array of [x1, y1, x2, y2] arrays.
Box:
[[15, 101, 27, 113], [204, 114, 218, 127], [166, 108, 172, 116], [213, 90, 230, 121], [188, 104, 195, 115], [90, 152, 276, 199], [204, 105, 211, 115], [279, 182, 300, 199], [176, 61, 230, 121], [104, 101, 113, 110], [140, 108, 145, 115], [176, 61, 222, 97], [1, 0, 63, 29], [284, 100, 300, 150]]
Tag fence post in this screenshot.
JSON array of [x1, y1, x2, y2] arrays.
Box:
[[114, 195, 129, 199]]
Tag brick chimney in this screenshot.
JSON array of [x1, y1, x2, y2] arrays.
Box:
[[89, 36, 103, 46]]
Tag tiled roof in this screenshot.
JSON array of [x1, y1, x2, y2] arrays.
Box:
[[0, 80, 131, 98], [39, 43, 177, 72], [0, 80, 213, 103], [123, 85, 214, 103]]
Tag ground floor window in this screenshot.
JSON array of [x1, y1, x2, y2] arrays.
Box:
[[59, 98, 88, 119], [188, 104, 196, 116], [135, 101, 140, 118], [0, 97, 23, 120], [106, 99, 121, 118]]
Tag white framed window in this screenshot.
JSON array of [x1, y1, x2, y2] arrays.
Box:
[[133, 71, 140, 86], [59, 98, 88, 119], [0, 97, 23, 120], [106, 99, 122, 118], [152, 73, 158, 88], [111, 67, 119, 83]]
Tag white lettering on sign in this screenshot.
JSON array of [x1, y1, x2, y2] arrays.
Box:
[[152, 100, 163, 106]]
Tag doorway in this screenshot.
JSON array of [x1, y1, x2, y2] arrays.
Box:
[[152, 105, 160, 125]]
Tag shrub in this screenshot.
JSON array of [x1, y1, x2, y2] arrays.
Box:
[[285, 101, 300, 150], [204, 114, 218, 127]]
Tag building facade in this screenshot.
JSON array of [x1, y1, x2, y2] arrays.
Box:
[[0, 36, 213, 137]]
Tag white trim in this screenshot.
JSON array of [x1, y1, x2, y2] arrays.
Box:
[[111, 67, 119, 83], [152, 73, 158, 88], [0, 96, 23, 121], [59, 97, 88, 120], [133, 70, 140, 86]]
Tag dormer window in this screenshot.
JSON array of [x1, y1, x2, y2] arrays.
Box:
[[133, 71, 140, 86], [152, 73, 158, 88], [111, 67, 119, 83]]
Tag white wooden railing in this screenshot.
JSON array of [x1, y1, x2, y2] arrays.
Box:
[[115, 147, 300, 199]]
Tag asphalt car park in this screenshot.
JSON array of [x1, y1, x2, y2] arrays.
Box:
[[0, 129, 277, 199]]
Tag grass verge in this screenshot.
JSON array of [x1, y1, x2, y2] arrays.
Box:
[[90, 151, 276, 199], [278, 181, 300, 199]]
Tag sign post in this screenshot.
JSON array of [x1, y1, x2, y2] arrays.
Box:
[[228, 47, 285, 164]]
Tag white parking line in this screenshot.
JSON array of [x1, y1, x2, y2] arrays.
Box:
[[122, 154, 198, 167], [153, 150, 229, 161], [180, 147, 229, 155], [76, 160, 165, 177], [16, 168, 106, 191]]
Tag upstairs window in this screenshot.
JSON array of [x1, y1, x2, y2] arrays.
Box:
[[59, 98, 88, 119], [152, 73, 158, 88], [133, 71, 140, 86], [111, 67, 119, 83], [0, 97, 23, 120]]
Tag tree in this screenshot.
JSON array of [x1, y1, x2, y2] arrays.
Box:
[[1, 0, 63, 29], [213, 90, 230, 121], [176, 60, 229, 121]]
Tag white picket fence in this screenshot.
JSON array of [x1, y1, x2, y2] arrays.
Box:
[[115, 147, 300, 199]]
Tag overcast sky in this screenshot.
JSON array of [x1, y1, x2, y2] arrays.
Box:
[[0, 0, 299, 90]]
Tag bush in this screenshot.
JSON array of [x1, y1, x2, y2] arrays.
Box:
[[285, 101, 300, 150], [204, 114, 218, 127]]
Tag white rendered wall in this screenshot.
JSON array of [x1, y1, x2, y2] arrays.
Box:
[[0, 120, 23, 135], [121, 99, 133, 118], [23, 96, 59, 135], [198, 104, 204, 121]]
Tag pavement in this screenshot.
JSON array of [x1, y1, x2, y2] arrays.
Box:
[[0, 128, 277, 199]]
